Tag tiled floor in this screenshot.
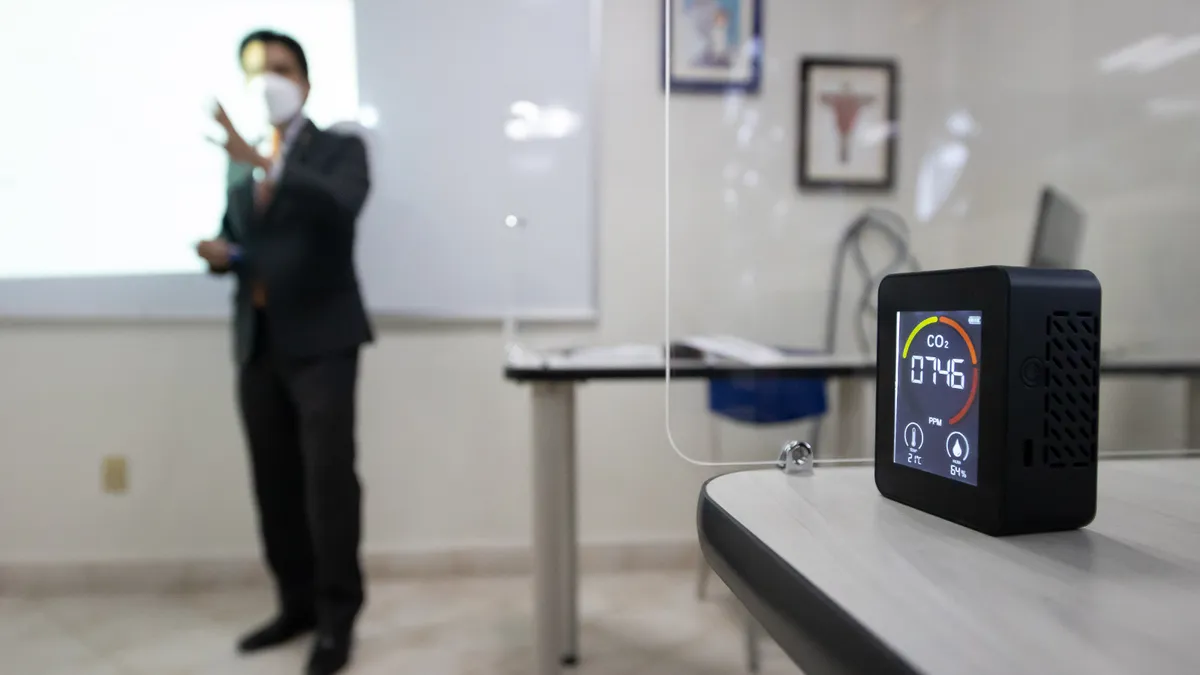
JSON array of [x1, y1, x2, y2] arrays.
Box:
[[3, 571, 801, 674]]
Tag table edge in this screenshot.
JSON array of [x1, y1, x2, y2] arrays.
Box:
[[504, 364, 876, 382], [697, 477, 919, 675], [505, 362, 1200, 382]]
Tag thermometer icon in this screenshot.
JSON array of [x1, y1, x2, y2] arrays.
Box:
[[904, 423, 924, 451]]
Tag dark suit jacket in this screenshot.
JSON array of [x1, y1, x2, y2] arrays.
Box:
[[213, 121, 374, 365]]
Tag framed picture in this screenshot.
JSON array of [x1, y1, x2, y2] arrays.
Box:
[[798, 57, 899, 191], [663, 0, 763, 94]]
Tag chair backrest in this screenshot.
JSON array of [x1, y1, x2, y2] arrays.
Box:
[[823, 209, 920, 355]]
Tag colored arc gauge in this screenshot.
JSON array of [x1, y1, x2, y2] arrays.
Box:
[[901, 315, 979, 425]]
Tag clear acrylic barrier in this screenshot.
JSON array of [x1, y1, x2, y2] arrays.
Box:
[[664, 0, 1200, 467], [492, 1, 599, 363]]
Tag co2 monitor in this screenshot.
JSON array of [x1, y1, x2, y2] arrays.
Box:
[[875, 266, 1101, 536]]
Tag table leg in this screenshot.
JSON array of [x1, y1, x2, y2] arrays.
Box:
[[834, 377, 870, 459], [744, 614, 761, 673], [1188, 377, 1200, 449], [531, 382, 577, 675], [561, 386, 579, 666]]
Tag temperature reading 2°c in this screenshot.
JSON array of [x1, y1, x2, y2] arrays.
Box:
[[909, 355, 966, 390]]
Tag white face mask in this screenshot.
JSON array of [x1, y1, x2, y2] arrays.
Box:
[[248, 73, 304, 126]]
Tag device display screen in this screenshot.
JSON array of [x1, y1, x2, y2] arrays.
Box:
[[893, 310, 982, 486]]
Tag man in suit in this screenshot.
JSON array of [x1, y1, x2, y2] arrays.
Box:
[[195, 30, 372, 675]]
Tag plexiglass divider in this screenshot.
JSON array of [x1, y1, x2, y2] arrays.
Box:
[[502, 213, 527, 362], [502, 214, 571, 368], [664, 0, 1200, 467]]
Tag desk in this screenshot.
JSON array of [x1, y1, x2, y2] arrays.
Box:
[[699, 457, 1200, 675], [504, 348, 1200, 675]]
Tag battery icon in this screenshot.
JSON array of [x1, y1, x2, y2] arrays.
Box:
[[968, 316, 981, 325]]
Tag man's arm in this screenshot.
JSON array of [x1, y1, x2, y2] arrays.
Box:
[[280, 135, 370, 225]]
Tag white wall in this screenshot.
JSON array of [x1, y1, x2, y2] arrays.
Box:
[[933, 0, 1200, 443], [2, 0, 1199, 565]]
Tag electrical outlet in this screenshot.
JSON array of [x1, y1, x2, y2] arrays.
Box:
[[101, 456, 128, 494]]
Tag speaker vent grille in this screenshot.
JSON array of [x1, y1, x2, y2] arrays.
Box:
[[1042, 311, 1099, 468]]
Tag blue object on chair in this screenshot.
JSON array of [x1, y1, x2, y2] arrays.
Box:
[[707, 350, 828, 424]]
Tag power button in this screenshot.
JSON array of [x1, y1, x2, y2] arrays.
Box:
[[1021, 357, 1044, 387]]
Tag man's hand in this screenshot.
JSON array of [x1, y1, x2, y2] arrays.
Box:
[[210, 104, 271, 170], [196, 238, 233, 268]]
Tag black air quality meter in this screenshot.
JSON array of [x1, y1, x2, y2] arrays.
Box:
[[874, 266, 1101, 536]]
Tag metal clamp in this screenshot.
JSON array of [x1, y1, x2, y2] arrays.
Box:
[[777, 440, 814, 475]]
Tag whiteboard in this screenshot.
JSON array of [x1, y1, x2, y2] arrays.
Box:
[[353, 0, 598, 320], [0, 0, 597, 321]]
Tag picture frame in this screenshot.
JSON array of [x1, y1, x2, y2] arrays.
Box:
[[663, 0, 763, 94], [798, 57, 899, 191]]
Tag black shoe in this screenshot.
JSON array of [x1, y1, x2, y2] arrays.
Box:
[[306, 632, 352, 675], [237, 614, 317, 654]]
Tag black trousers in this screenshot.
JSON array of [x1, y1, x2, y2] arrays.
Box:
[[238, 314, 364, 635]]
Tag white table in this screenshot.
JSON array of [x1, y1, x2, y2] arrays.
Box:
[[505, 348, 1200, 675], [699, 457, 1200, 675]]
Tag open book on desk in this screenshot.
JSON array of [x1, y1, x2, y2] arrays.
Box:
[[674, 335, 788, 366]]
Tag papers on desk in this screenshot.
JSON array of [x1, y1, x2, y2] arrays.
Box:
[[550, 344, 666, 368], [507, 343, 666, 369], [506, 335, 790, 369]]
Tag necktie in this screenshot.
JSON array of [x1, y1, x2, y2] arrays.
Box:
[[270, 128, 281, 162], [250, 129, 282, 308]]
